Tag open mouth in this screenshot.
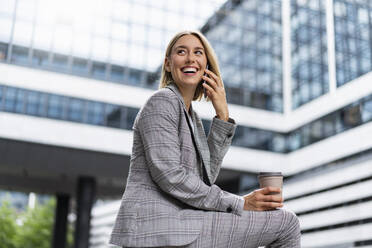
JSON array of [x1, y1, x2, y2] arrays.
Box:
[[181, 66, 198, 76]]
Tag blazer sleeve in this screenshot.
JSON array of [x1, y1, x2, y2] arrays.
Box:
[[207, 116, 236, 184], [137, 93, 244, 216]]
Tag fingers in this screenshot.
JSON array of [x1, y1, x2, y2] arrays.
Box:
[[245, 197, 283, 211], [202, 80, 214, 93], [258, 194, 283, 203], [254, 189, 283, 203], [258, 201, 284, 210], [201, 80, 217, 99], [201, 75, 217, 90], [202, 69, 223, 89], [205, 69, 221, 85], [243, 188, 284, 211], [201, 75, 224, 99], [260, 186, 281, 195]]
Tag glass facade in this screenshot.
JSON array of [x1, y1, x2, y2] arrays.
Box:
[[2, 83, 371, 154], [205, 0, 283, 112], [1, 0, 372, 111], [1, 0, 372, 152], [0, 0, 285, 111], [0, 84, 138, 129], [0, 0, 225, 89], [230, 93, 371, 152], [334, 0, 372, 87], [291, 0, 329, 109]]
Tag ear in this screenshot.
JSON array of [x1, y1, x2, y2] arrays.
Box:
[[164, 57, 171, 72]]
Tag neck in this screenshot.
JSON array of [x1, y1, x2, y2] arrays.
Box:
[[176, 84, 196, 112]]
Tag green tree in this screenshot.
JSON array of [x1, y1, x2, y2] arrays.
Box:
[[0, 200, 18, 248], [0, 195, 74, 248], [14, 199, 56, 248]]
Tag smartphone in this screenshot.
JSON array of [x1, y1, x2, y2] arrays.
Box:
[[202, 64, 209, 98]]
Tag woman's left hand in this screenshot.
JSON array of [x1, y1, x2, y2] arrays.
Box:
[[202, 69, 229, 122]]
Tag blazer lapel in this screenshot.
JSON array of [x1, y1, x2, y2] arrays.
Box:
[[166, 84, 212, 185], [190, 110, 212, 184]]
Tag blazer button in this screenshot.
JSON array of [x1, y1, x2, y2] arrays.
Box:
[[227, 133, 233, 138], [226, 207, 232, 213]]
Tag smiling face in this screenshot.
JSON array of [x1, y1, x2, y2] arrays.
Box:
[[164, 34, 208, 89]]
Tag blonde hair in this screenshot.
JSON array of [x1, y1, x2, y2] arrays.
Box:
[[159, 30, 222, 101]]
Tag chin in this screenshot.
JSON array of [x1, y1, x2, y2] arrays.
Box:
[[181, 81, 199, 87], [184, 77, 202, 85]]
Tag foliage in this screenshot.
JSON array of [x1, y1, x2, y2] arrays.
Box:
[[0, 197, 74, 248], [14, 199, 56, 248], [0, 201, 18, 248]]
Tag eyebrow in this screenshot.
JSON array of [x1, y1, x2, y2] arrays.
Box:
[[174, 45, 205, 51]]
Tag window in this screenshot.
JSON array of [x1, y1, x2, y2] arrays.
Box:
[[361, 98, 372, 122], [323, 114, 335, 137], [334, 0, 372, 87], [86, 102, 105, 125], [47, 95, 64, 119], [288, 131, 301, 151], [26, 91, 42, 116], [72, 57, 88, 75], [110, 65, 124, 82], [11, 45, 29, 64], [51, 53, 69, 71], [91, 62, 106, 80], [310, 121, 323, 143], [226, 86, 243, 105], [255, 130, 271, 150], [31, 49, 49, 67], [301, 125, 310, 147], [125, 107, 138, 129], [15, 89, 25, 113], [67, 98, 84, 122], [250, 91, 269, 110], [271, 134, 286, 153], [342, 104, 362, 127], [128, 68, 142, 86], [291, 0, 328, 108], [0, 42, 7, 61], [0, 85, 3, 110], [105, 104, 121, 128], [4, 87, 17, 112]]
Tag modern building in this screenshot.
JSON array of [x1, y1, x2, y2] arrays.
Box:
[[1, 0, 372, 247]]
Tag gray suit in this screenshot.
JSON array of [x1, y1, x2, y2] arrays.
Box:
[[110, 84, 301, 248]]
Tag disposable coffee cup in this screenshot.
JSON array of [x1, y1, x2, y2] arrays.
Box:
[[258, 172, 283, 195]]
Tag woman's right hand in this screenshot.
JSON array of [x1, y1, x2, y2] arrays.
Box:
[[243, 187, 283, 211]]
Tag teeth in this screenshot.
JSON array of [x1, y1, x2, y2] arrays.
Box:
[[182, 67, 197, 73]]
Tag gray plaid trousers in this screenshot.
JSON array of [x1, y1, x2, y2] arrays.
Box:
[[123, 208, 301, 248]]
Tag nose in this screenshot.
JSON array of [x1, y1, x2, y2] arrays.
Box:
[[186, 52, 196, 63]]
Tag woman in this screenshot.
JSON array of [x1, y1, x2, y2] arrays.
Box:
[[110, 31, 301, 248]]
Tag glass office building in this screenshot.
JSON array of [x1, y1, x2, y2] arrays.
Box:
[[334, 0, 372, 87], [291, 0, 329, 108], [1, 0, 372, 247], [205, 0, 283, 112]]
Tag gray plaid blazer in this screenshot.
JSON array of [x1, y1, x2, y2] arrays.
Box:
[[110, 83, 244, 247]]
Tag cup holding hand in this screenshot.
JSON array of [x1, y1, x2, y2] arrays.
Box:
[[243, 187, 283, 211]]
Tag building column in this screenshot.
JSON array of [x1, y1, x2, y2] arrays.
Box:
[[52, 193, 70, 248], [74, 176, 96, 248]]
